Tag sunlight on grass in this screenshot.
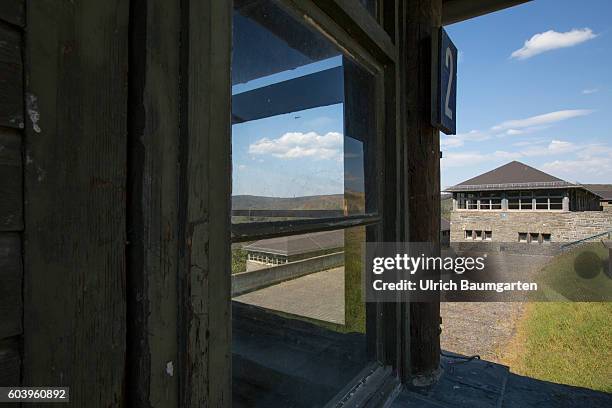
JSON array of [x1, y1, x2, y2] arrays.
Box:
[[505, 302, 612, 393]]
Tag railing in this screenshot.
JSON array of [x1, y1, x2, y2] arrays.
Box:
[[232, 251, 344, 296], [560, 230, 612, 252]]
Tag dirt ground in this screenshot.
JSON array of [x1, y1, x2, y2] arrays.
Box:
[[440, 302, 526, 363]]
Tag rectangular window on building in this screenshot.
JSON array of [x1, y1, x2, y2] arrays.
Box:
[[465, 229, 473, 239], [536, 196, 549, 210], [518, 232, 528, 243], [457, 193, 467, 209], [479, 192, 501, 210], [542, 233, 551, 243], [475, 230, 483, 240], [508, 192, 520, 210], [231, 2, 384, 405], [484, 231, 492, 240], [549, 197, 563, 210], [529, 232, 540, 243], [520, 192, 533, 210], [466, 193, 478, 210]]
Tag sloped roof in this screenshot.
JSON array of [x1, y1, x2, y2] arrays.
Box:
[[244, 230, 344, 256], [445, 161, 576, 192], [583, 184, 612, 200]]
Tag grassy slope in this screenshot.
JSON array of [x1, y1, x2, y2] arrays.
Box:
[[505, 302, 612, 393], [504, 244, 612, 393]]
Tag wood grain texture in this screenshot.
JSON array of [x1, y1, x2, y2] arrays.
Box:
[[178, 0, 232, 406], [126, 0, 181, 405], [0, 337, 20, 387], [0, 234, 22, 339], [401, 0, 442, 377], [23, 0, 128, 406], [0, 0, 25, 27], [0, 129, 22, 231], [0, 24, 23, 129]]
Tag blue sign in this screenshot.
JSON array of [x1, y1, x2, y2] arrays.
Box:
[[432, 27, 457, 135]]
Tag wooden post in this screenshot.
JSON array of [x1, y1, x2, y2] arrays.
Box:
[[128, 0, 232, 406], [126, 0, 181, 405], [400, 0, 443, 382]]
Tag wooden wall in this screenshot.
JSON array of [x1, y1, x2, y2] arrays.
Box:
[[0, 0, 24, 390], [23, 0, 129, 406]]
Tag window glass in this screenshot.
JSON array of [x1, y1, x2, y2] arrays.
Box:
[[232, 1, 377, 225], [232, 2, 378, 405], [359, 0, 378, 18]]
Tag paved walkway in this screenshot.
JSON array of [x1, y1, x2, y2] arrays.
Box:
[[234, 267, 345, 324]]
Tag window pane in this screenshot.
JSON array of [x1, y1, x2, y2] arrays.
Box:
[[359, 0, 378, 18], [232, 3, 377, 224], [232, 2, 376, 405], [232, 227, 370, 406]]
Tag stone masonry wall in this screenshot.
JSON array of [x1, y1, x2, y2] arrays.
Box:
[[450, 207, 612, 243]]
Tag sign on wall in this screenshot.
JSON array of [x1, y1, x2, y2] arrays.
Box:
[[431, 27, 457, 135]]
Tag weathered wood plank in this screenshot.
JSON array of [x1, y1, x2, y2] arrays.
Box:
[[0, 234, 22, 340], [126, 0, 181, 405], [0, 61, 23, 129], [23, 0, 128, 406], [0, 337, 20, 387], [178, 0, 232, 406], [0, 23, 21, 65], [0, 0, 25, 27], [0, 23, 23, 130], [0, 129, 23, 231]]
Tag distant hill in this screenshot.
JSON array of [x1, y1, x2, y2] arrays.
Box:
[[232, 194, 344, 210]]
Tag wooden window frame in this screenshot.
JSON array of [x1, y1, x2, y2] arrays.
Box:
[[230, 1, 402, 406]]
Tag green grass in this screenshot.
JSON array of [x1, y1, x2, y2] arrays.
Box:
[[504, 244, 612, 392], [532, 243, 611, 301], [506, 302, 612, 393], [232, 247, 248, 274]]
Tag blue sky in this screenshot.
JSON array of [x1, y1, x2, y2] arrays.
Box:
[[232, 56, 347, 197], [232, 0, 612, 197], [442, 0, 612, 188]]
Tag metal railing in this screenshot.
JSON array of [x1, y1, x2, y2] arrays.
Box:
[[560, 230, 612, 252]]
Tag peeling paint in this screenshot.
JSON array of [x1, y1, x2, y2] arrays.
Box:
[[165, 361, 174, 376], [26, 93, 42, 133]]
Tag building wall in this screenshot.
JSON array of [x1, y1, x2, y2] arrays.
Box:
[[450, 207, 612, 243]]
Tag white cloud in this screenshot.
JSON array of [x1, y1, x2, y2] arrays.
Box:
[[491, 109, 592, 132], [542, 156, 612, 183], [249, 131, 342, 160], [511, 28, 597, 60], [440, 130, 490, 149], [582, 88, 599, 95], [441, 152, 490, 168], [238, 164, 247, 171]]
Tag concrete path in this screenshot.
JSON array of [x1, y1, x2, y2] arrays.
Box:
[[234, 267, 345, 324]]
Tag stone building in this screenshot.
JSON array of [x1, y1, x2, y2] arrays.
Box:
[[243, 229, 344, 271], [445, 161, 612, 244]]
